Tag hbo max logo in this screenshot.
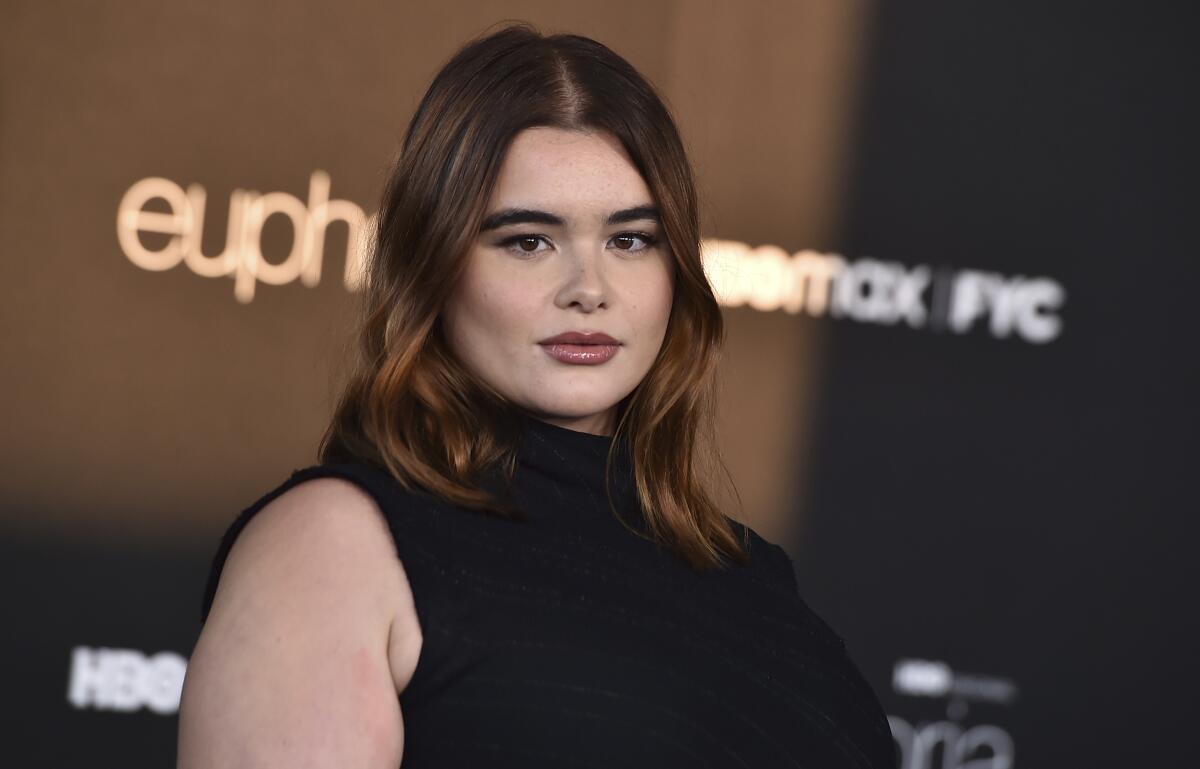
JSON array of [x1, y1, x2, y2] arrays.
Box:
[[67, 646, 187, 714]]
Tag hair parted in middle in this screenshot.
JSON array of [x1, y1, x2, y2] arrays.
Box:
[[320, 20, 750, 570]]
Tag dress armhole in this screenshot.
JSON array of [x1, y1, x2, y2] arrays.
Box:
[[199, 462, 412, 625]]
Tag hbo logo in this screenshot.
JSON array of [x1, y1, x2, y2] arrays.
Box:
[[67, 646, 187, 715]]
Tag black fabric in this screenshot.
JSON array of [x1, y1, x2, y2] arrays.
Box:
[[200, 413, 898, 768]]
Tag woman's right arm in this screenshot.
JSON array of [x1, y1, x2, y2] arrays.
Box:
[[177, 477, 421, 768]]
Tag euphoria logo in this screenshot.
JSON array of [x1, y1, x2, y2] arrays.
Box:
[[889, 658, 1018, 769], [701, 239, 1066, 343], [116, 171, 374, 303]]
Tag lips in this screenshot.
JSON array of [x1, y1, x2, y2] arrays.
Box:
[[538, 331, 622, 365], [538, 331, 620, 345]]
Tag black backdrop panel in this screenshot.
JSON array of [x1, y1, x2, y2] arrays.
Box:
[[792, 2, 1198, 767], [3, 535, 207, 768]]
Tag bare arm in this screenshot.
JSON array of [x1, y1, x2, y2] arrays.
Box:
[[178, 478, 420, 768]]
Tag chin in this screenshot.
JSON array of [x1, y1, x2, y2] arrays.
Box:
[[529, 392, 621, 419]]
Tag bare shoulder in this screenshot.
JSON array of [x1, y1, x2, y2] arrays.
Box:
[[206, 476, 423, 685], [211, 476, 410, 607], [178, 476, 423, 768]]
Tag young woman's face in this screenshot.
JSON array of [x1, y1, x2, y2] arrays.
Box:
[[441, 126, 675, 436]]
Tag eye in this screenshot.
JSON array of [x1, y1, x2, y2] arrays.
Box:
[[495, 231, 661, 257], [609, 232, 659, 253], [498, 234, 552, 257]]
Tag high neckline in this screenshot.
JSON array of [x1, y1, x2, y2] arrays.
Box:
[[514, 412, 639, 522], [522, 413, 615, 446]]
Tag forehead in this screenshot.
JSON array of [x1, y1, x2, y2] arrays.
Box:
[[488, 127, 652, 213]]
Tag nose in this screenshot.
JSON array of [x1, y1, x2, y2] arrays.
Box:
[[554, 247, 608, 312]]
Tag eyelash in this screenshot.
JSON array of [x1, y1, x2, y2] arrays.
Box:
[[498, 231, 660, 257]]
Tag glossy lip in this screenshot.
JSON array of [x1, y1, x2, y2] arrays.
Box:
[[537, 331, 621, 346], [540, 342, 620, 365]]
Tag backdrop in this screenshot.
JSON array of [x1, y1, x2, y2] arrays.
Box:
[[3, 1, 1195, 766]]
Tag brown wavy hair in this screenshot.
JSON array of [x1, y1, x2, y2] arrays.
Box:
[[319, 21, 749, 570]]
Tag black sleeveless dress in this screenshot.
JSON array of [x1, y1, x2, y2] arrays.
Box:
[[200, 414, 897, 768]]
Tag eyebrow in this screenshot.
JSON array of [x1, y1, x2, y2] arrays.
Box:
[[479, 204, 660, 232]]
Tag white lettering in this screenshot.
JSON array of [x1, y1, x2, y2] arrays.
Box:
[[949, 271, 1065, 343], [785, 250, 845, 316], [67, 646, 187, 715], [831, 259, 930, 326], [116, 177, 191, 271], [888, 716, 1015, 769], [117, 171, 369, 303], [115, 197, 1063, 344]]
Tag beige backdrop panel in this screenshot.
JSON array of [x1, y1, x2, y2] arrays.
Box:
[[0, 0, 868, 548]]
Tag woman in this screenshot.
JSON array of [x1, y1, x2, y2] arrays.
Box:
[[178, 21, 897, 769]]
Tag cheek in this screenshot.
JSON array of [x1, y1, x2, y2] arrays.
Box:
[[447, 265, 537, 352], [610, 264, 673, 368], [634, 259, 676, 333]]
